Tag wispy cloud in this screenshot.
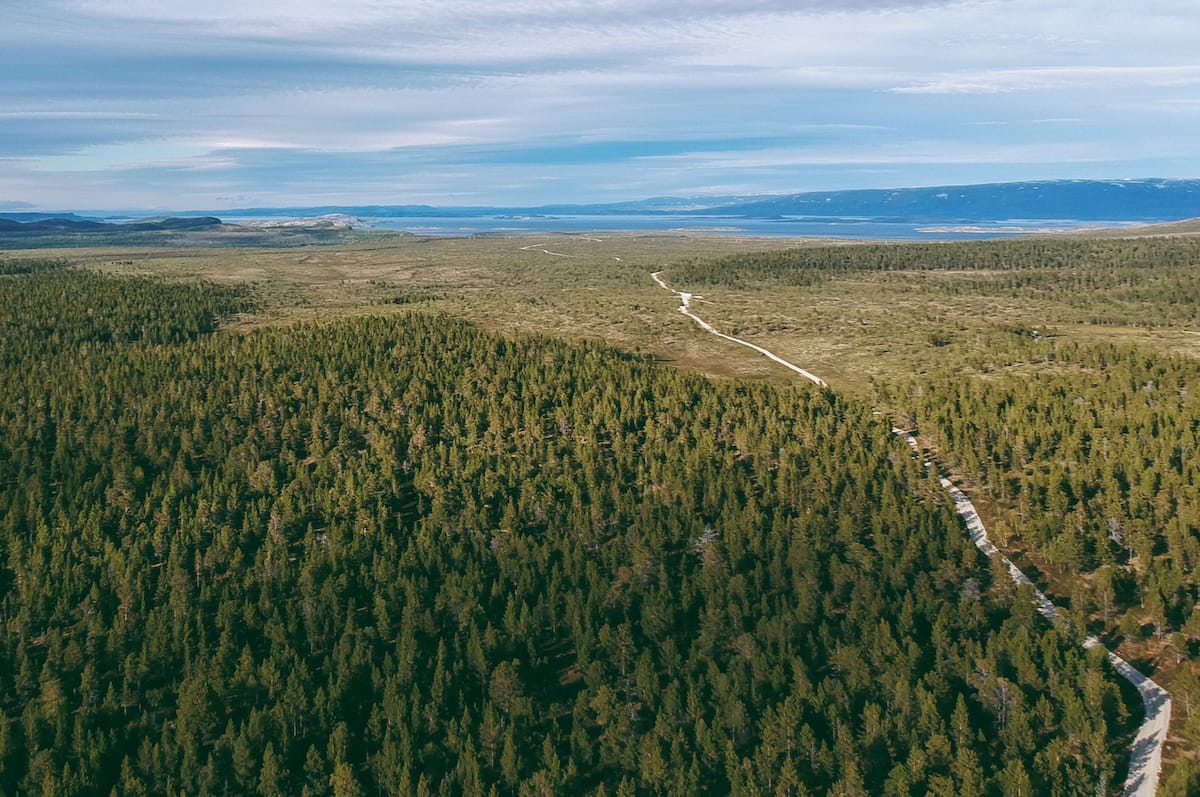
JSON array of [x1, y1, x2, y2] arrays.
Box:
[[0, 111, 161, 120], [2, 0, 1198, 208], [893, 65, 1200, 94]]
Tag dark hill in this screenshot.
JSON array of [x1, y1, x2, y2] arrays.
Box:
[[124, 216, 223, 231], [0, 215, 224, 237], [0, 212, 94, 223], [0, 217, 110, 233]]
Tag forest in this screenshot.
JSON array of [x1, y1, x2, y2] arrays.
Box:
[[672, 236, 1200, 792], [0, 260, 1138, 795], [673, 238, 1200, 287]]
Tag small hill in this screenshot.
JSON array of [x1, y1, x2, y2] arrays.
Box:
[[0, 217, 111, 233], [123, 216, 224, 231], [0, 214, 394, 249], [0, 216, 223, 236]]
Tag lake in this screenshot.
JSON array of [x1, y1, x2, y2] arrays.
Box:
[[344, 213, 1135, 240]]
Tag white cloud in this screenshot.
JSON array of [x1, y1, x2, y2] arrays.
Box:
[[26, 139, 227, 173], [631, 139, 1133, 170], [4, 0, 1199, 207], [893, 65, 1200, 94]]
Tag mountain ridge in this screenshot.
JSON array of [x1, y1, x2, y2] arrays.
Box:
[[5, 179, 1199, 228], [694, 178, 1200, 221], [192, 179, 1200, 223]]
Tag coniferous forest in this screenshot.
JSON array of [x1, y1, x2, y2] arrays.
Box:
[[0, 261, 1135, 795], [674, 236, 1200, 793]]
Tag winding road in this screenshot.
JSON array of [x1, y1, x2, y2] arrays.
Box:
[[519, 242, 575, 257], [650, 272, 826, 387], [651, 269, 1172, 796], [894, 432, 1172, 797]]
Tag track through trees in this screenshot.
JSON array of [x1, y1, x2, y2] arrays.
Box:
[[651, 269, 1172, 796]]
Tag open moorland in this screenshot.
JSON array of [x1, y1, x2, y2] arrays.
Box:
[[3, 228, 1200, 795]]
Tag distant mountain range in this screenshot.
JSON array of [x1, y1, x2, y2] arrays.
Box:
[[695, 179, 1200, 221], [189, 179, 1199, 223], [3, 179, 1198, 233], [164, 195, 764, 220]]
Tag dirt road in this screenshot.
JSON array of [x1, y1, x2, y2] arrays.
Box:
[[653, 269, 1170, 796]]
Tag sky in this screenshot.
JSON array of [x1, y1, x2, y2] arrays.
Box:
[[2, 0, 1198, 210]]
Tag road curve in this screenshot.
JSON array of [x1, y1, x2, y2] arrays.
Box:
[[520, 242, 575, 257], [652, 270, 1171, 796], [650, 271, 826, 387]]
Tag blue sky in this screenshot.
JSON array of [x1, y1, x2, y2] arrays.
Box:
[[2, 0, 1198, 210]]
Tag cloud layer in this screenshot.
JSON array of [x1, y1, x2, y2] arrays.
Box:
[[2, 0, 1197, 209]]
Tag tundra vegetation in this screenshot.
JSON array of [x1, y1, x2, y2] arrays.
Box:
[[1, 230, 1199, 794]]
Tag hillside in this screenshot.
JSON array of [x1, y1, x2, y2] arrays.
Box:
[[0, 261, 1134, 796]]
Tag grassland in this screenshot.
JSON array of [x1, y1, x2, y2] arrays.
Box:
[[26, 228, 1200, 398], [44, 233, 832, 379]]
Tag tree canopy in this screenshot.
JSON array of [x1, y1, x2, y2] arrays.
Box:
[[0, 264, 1137, 795]]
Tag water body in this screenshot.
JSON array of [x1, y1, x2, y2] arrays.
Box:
[[344, 213, 1136, 240]]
